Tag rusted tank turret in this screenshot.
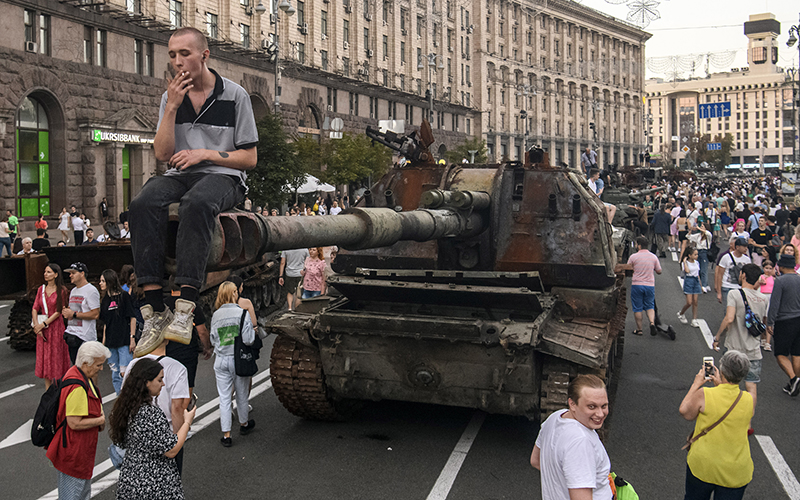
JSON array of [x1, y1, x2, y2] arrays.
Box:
[[257, 122, 627, 422]]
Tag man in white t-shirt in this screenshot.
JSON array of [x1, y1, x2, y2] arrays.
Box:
[[279, 248, 310, 311], [329, 201, 342, 215], [716, 238, 752, 306], [61, 262, 101, 364], [124, 338, 190, 473], [531, 374, 612, 500]]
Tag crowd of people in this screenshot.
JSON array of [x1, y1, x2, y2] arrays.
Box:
[[557, 170, 800, 499]]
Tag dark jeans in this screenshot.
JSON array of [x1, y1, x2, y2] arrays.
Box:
[[684, 465, 747, 500], [0, 237, 10, 257], [73, 231, 84, 246], [65, 334, 84, 365], [698, 249, 709, 288], [129, 173, 244, 289]]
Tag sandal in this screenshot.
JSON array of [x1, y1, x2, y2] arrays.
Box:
[[632, 329, 643, 336]]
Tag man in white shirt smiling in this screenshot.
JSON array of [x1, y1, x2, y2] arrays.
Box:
[[531, 374, 612, 500]]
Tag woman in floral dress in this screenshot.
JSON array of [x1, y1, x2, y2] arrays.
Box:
[[301, 247, 327, 298], [109, 358, 195, 500], [31, 263, 71, 389]]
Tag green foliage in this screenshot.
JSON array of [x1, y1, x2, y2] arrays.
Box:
[[692, 133, 734, 171], [444, 136, 488, 164], [318, 132, 392, 186], [249, 113, 306, 209]]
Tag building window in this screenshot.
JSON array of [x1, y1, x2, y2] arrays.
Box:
[[95, 29, 107, 67], [83, 26, 93, 64], [342, 58, 350, 77], [126, 0, 141, 14], [321, 50, 328, 70], [297, 42, 305, 63], [400, 41, 405, 63], [383, 35, 388, 59], [240, 24, 250, 48], [321, 11, 328, 36], [343, 20, 350, 42], [24, 9, 35, 43], [134, 40, 142, 74], [349, 92, 358, 115], [327, 87, 338, 112], [297, 1, 305, 25], [169, 0, 182, 29], [206, 13, 218, 39], [15, 96, 51, 217], [364, 28, 369, 51]]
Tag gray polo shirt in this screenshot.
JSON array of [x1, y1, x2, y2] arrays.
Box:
[[158, 68, 258, 185], [282, 248, 310, 278]]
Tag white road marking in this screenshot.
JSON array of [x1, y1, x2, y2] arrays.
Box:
[[0, 336, 9, 343], [697, 319, 715, 350], [0, 383, 35, 400], [671, 251, 679, 261], [426, 411, 486, 500], [37, 371, 275, 499], [0, 419, 33, 450], [756, 435, 800, 500], [678, 276, 684, 289], [0, 304, 9, 309], [102, 393, 117, 405]]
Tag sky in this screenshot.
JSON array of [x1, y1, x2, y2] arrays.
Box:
[[576, 0, 799, 79]]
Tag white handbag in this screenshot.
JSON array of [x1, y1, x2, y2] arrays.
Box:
[[31, 285, 49, 328]]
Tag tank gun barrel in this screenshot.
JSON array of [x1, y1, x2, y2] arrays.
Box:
[[200, 205, 488, 271]]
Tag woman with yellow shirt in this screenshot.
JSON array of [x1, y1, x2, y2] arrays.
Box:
[[679, 350, 753, 499]]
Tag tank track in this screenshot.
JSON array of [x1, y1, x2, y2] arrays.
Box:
[[7, 297, 36, 351], [269, 336, 348, 421]]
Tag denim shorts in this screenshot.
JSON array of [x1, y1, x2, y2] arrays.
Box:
[[745, 359, 762, 383], [683, 275, 702, 295], [630, 285, 655, 313]]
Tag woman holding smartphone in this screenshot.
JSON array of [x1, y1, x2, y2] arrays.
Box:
[[679, 350, 754, 500]]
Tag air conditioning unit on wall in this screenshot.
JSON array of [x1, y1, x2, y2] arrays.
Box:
[[25, 41, 38, 52]]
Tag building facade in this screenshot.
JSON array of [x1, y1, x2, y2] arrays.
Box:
[[1, 0, 648, 220], [645, 13, 797, 170]]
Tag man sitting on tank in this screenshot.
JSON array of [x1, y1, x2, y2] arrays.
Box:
[[128, 27, 258, 357]]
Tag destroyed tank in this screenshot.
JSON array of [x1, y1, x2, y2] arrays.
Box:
[[248, 122, 628, 422]]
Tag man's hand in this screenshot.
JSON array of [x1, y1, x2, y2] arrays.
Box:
[[62, 308, 74, 320], [166, 71, 193, 111], [716, 291, 722, 303], [169, 149, 209, 170]]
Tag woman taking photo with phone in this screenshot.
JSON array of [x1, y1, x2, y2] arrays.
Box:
[[679, 350, 754, 500], [110, 358, 195, 499]]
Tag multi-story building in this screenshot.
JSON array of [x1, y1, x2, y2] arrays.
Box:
[[645, 13, 797, 170], [0, 0, 649, 219]]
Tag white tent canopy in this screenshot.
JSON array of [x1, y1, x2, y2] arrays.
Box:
[[295, 174, 335, 194]]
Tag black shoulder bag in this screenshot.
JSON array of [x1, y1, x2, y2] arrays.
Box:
[[234, 310, 262, 377], [739, 289, 767, 338]]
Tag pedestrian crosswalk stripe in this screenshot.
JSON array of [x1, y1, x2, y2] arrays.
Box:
[[696, 319, 714, 350], [755, 435, 800, 500], [671, 251, 678, 261], [0, 384, 34, 400]]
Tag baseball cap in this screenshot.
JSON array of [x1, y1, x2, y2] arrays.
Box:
[[67, 262, 88, 274], [734, 238, 748, 248]]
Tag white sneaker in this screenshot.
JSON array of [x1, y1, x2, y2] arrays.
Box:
[[690, 319, 701, 328], [677, 312, 688, 324]]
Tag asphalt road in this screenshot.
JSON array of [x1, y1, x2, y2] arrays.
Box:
[[1, 253, 798, 499]]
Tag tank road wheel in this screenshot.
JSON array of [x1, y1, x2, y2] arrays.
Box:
[[269, 336, 350, 421]]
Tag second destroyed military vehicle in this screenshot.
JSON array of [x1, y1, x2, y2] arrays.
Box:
[[253, 122, 628, 423]]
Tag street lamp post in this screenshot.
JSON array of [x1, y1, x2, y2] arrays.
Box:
[[267, 0, 295, 113], [515, 84, 535, 153], [419, 53, 445, 124], [788, 16, 800, 169]]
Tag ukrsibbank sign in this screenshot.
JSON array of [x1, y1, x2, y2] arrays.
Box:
[[91, 129, 154, 144]]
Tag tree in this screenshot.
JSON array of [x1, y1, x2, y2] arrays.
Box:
[[318, 132, 392, 187], [249, 113, 307, 209], [444, 136, 488, 164], [692, 132, 734, 171]]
